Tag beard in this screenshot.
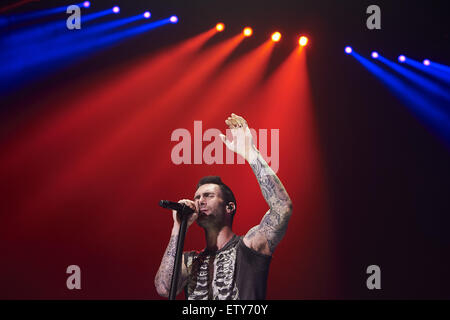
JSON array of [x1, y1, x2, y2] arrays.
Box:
[[196, 209, 224, 229]]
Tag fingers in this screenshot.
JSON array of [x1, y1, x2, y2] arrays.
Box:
[[225, 117, 239, 128], [232, 113, 247, 126], [173, 199, 198, 226], [178, 199, 199, 227], [225, 113, 248, 129], [229, 117, 240, 127], [178, 199, 197, 213]]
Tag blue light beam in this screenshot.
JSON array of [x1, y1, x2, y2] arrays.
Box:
[[428, 60, 450, 74], [1, 14, 143, 76], [350, 51, 450, 146], [377, 55, 450, 103], [0, 17, 175, 93], [0, 3, 89, 27], [403, 57, 450, 86], [2, 9, 113, 54]]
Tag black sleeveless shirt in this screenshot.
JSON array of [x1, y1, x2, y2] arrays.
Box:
[[183, 235, 272, 300]]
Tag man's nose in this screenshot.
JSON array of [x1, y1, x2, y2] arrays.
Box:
[[198, 196, 207, 205]]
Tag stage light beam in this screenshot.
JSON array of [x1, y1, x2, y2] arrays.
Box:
[[271, 32, 281, 42], [243, 27, 253, 37], [345, 46, 352, 54], [170, 15, 178, 23]]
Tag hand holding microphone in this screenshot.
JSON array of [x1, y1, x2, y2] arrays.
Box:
[[159, 199, 198, 229]]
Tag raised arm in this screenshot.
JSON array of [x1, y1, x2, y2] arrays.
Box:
[[245, 148, 292, 254], [219, 113, 292, 255]]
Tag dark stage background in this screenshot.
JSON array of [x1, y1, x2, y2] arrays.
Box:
[[0, 0, 449, 299]]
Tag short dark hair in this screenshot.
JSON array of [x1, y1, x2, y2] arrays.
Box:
[[196, 176, 236, 216]]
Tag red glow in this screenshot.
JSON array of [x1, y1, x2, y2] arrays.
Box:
[[234, 47, 336, 298], [0, 33, 335, 300], [0, 29, 218, 220], [13, 33, 244, 219]]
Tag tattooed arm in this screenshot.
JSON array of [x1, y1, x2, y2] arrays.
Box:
[[220, 113, 292, 255], [244, 148, 292, 255], [154, 199, 198, 297], [154, 230, 188, 297]]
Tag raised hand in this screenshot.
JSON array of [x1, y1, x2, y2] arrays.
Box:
[[219, 113, 256, 162]]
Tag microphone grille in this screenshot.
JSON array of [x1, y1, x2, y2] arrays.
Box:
[[159, 200, 169, 208]]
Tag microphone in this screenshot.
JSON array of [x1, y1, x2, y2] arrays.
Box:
[[159, 200, 195, 214]]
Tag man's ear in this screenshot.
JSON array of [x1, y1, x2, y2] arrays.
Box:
[[226, 202, 235, 214]]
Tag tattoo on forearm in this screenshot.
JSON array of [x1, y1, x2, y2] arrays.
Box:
[[155, 235, 179, 293], [165, 235, 177, 258], [248, 151, 293, 252]]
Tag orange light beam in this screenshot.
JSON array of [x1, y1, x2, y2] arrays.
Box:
[[246, 47, 337, 298], [109, 40, 276, 213], [195, 40, 275, 121], [17, 34, 244, 219], [0, 28, 216, 176]]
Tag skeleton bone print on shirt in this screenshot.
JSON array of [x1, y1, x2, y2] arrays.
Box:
[[185, 237, 239, 300]]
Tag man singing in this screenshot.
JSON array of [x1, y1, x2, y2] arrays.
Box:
[[155, 113, 292, 299]]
